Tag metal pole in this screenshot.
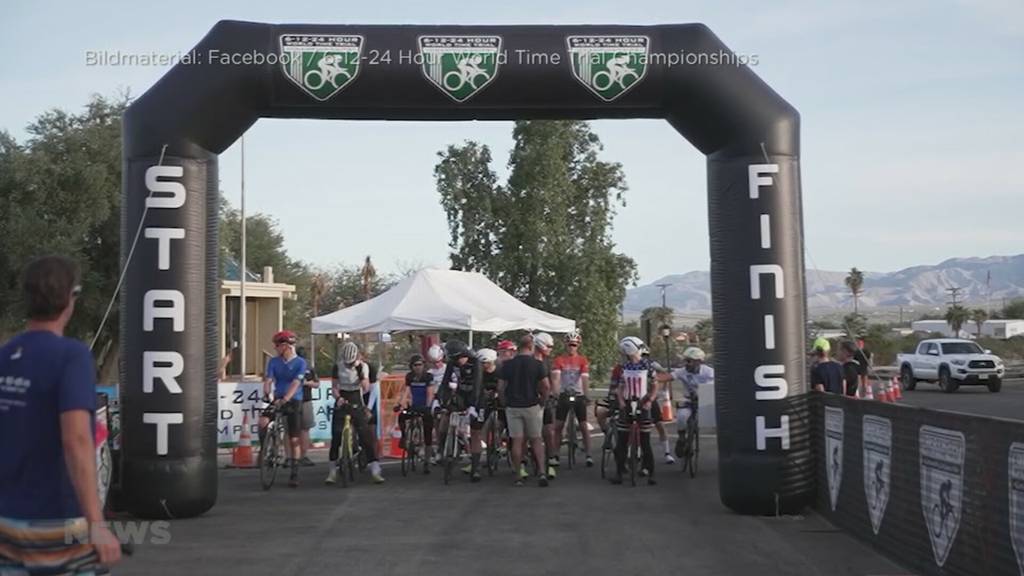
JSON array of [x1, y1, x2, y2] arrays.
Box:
[[239, 135, 246, 379]]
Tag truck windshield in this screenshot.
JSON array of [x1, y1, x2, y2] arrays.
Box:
[[941, 342, 984, 355]]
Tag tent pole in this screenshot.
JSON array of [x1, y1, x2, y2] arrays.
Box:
[[468, 331, 473, 348]]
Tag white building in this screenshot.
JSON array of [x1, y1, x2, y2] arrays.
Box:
[[911, 319, 1024, 340]]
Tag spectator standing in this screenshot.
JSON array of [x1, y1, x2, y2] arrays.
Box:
[[498, 336, 551, 487]]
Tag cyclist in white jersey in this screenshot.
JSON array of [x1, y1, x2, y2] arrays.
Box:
[[656, 346, 713, 457], [426, 344, 447, 464]]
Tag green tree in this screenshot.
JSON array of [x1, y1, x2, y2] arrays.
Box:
[[845, 267, 865, 314], [843, 312, 868, 339], [1002, 298, 1024, 320], [969, 308, 988, 337], [945, 305, 969, 336], [694, 318, 714, 347], [0, 95, 128, 370], [435, 120, 636, 373]]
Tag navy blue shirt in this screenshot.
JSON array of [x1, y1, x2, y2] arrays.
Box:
[[405, 370, 433, 408], [0, 331, 96, 520], [811, 360, 844, 394]]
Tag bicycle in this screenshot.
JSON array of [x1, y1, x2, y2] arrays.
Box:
[[597, 399, 619, 480], [439, 406, 468, 485], [592, 67, 639, 92], [303, 56, 352, 91], [675, 394, 699, 478], [623, 398, 643, 487], [483, 397, 507, 476], [931, 483, 958, 539], [443, 57, 490, 92], [258, 400, 290, 491], [561, 392, 584, 470], [333, 401, 361, 488], [397, 406, 424, 477]]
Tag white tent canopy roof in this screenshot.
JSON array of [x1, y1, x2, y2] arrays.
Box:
[[311, 268, 576, 335]]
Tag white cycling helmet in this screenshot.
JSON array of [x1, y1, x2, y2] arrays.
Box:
[[340, 341, 359, 364], [683, 346, 706, 361], [476, 348, 498, 364], [619, 336, 644, 357], [564, 329, 582, 345], [426, 344, 445, 363], [533, 332, 554, 352]]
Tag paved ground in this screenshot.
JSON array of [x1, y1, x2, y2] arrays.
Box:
[[897, 377, 1024, 420], [118, 437, 910, 576]]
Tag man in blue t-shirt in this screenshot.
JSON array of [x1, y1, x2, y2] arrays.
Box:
[[0, 256, 121, 572], [259, 330, 307, 487]]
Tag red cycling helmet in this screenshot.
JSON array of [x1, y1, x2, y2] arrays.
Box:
[[496, 340, 516, 352], [272, 330, 297, 345]]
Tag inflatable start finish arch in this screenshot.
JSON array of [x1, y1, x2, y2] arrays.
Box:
[[120, 21, 811, 518]]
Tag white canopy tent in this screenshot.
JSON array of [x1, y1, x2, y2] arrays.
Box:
[[311, 268, 575, 340]]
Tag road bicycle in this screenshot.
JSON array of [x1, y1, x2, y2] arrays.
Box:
[[258, 401, 291, 491], [675, 394, 699, 478]]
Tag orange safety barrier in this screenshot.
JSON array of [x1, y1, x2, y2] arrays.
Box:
[[378, 375, 406, 458]]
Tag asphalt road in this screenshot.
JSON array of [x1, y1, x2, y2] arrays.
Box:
[[116, 439, 908, 576], [896, 377, 1024, 420]]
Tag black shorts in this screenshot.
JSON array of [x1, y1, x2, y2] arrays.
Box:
[[555, 392, 587, 423], [263, 399, 302, 437], [543, 397, 556, 426]]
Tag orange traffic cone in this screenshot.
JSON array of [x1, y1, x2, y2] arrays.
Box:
[[232, 414, 255, 468], [861, 379, 874, 401], [891, 377, 903, 401], [661, 397, 673, 422], [883, 379, 894, 402], [388, 423, 404, 459]]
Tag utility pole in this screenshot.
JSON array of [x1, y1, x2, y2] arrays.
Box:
[[945, 286, 963, 307], [655, 283, 671, 310]]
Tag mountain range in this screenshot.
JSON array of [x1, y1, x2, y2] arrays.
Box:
[[623, 254, 1024, 318]]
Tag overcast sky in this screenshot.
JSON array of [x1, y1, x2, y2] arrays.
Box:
[[2, 0, 1021, 285]]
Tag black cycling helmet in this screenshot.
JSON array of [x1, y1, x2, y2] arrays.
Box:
[[444, 339, 471, 359], [408, 354, 425, 369]]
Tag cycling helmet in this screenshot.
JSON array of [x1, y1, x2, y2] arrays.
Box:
[[533, 332, 554, 352], [619, 336, 644, 357], [812, 337, 831, 354], [640, 344, 651, 357], [340, 341, 359, 364], [476, 348, 498, 364], [445, 339, 471, 359], [408, 354, 425, 369], [426, 344, 445, 363], [564, 330, 582, 345], [496, 339, 516, 352], [683, 347, 706, 361], [272, 330, 297, 345]]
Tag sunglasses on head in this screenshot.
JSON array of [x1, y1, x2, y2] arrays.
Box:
[[567, 343, 579, 347]]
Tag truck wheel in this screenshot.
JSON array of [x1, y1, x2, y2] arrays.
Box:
[[938, 367, 958, 394], [900, 365, 917, 391], [987, 377, 1002, 393]]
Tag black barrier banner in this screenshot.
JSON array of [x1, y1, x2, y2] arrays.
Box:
[[814, 394, 1024, 575], [121, 20, 810, 518]]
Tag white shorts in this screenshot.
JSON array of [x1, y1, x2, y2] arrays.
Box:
[[676, 407, 694, 427]]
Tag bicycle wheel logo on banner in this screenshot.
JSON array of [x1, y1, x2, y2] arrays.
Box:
[[863, 415, 891, 535], [418, 36, 502, 102], [919, 425, 965, 567], [280, 35, 364, 101], [1009, 442, 1024, 575], [567, 36, 649, 102], [824, 406, 844, 511]]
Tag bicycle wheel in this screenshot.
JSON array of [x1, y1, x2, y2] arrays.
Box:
[[303, 70, 325, 90], [566, 411, 577, 470], [339, 424, 352, 488], [443, 71, 465, 91], [258, 422, 279, 490], [628, 425, 639, 487], [931, 503, 944, 538], [410, 420, 422, 475], [600, 424, 615, 479], [689, 418, 699, 478], [401, 419, 411, 477], [592, 70, 612, 91], [443, 425, 456, 485]]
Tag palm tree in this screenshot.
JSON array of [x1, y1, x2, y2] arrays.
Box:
[[845, 268, 865, 314], [945, 305, 970, 337], [970, 308, 989, 337]]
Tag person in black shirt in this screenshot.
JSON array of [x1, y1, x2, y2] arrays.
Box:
[[498, 336, 551, 487], [437, 340, 484, 481], [837, 340, 861, 397], [810, 346, 844, 394]]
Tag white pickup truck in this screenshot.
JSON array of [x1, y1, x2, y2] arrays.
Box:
[[897, 338, 1005, 393]]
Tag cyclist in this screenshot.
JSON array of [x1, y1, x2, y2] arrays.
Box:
[[259, 330, 306, 488], [476, 348, 506, 473], [597, 336, 642, 435], [659, 346, 713, 458], [604, 54, 633, 85], [326, 341, 384, 484], [426, 344, 447, 464], [532, 332, 559, 478], [497, 339, 517, 365], [396, 354, 435, 474], [455, 54, 488, 87], [317, 53, 350, 87], [611, 336, 658, 485], [437, 340, 485, 482], [552, 330, 593, 467]]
